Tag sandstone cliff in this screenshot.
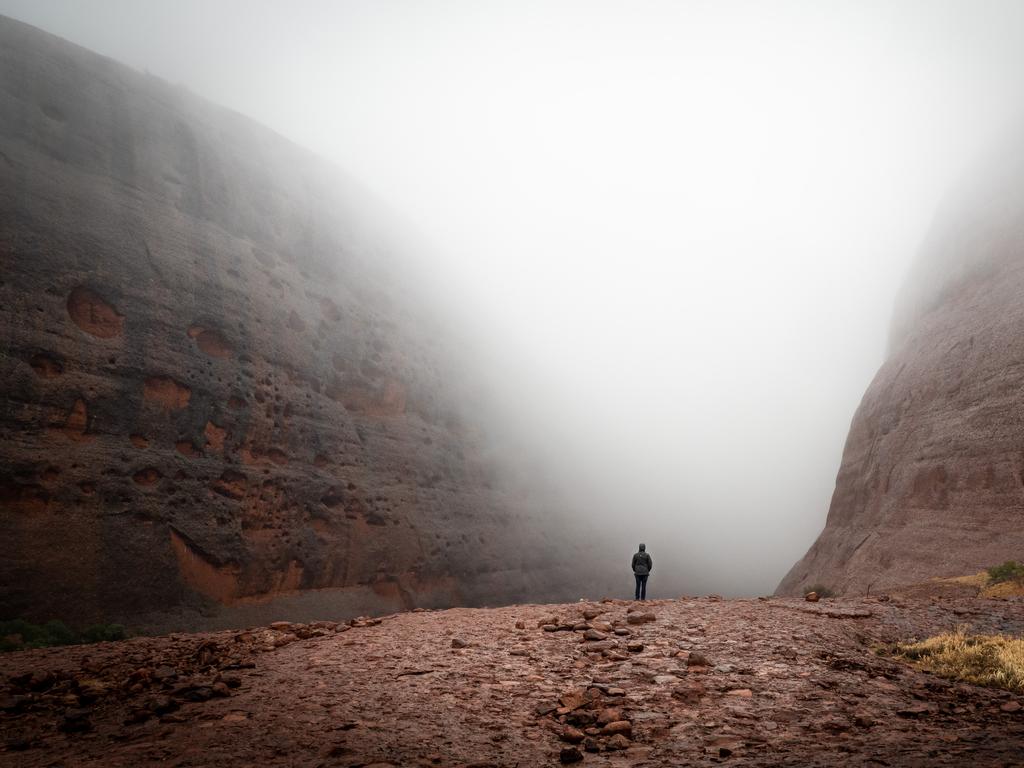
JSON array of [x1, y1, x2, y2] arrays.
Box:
[[778, 143, 1024, 596], [0, 16, 588, 628]]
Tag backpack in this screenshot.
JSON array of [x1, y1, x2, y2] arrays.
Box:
[[634, 553, 650, 575]]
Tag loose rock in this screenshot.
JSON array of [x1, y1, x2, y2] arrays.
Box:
[[559, 746, 583, 763], [672, 681, 705, 705], [626, 612, 656, 625], [601, 720, 632, 737], [606, 734, 631, 750], [560, 726, 585, 743], [596, 707, 622, 725], [58, 708, 92, 733]]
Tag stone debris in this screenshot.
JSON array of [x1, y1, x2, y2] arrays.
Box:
[[560, 688, 602, 713], [600, 720, 632, 737], [725, 688, 753, 698], [898, 702, 940, 717], [595, 707, 622, 725], [687, 652, 712, 667], [705, 736, 743, 757], [560, 725, 585, 743], [57, 708, 92, 733], [2, 597, 1023, 766], [558, 746, 583, 763], [606, 734, 630, 750], [672, 680, 706, 705], [626, 612, 657, 625]]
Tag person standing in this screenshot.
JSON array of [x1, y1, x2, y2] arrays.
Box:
[[631, 543, 652, 600]]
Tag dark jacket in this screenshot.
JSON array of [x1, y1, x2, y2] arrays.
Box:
[[631, 548, 653, 576]]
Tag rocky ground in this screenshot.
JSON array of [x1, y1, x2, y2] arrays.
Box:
[[2, 594, 1024, 767]]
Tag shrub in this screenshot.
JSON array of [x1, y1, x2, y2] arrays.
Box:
[[42, 619, 76, 646], [0, 619, 131, 651], [890, 629, 1024, 692], [805, 584, 835, 598], [80, 623, 127, 643], [987, 561, 1024, 585]]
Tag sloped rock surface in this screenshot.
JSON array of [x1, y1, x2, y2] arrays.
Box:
[[0, 15, 586, 627], [2, 596, 1023, 766], [778, 145, 1024, 597]]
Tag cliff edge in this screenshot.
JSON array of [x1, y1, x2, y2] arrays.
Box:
[[778, 138, 1024, 596], [0, 16, 589, 628]]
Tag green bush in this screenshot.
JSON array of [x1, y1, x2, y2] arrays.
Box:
[[43, 619, 76, 645], [80, 623, 127, 643], [806, 584, 836, 598], [987, 561, 1024, 585], [0, 619, 131, 651]]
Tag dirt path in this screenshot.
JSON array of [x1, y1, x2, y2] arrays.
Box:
[[3, 596, 1024, 766]]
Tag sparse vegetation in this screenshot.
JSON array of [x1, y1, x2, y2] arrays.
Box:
[[805, 584, 835, 598], [890, 628, 1024, 693], [923, 566, 1024, 599], [987, 560, 1024, 586], [0, 619, 129, 652]]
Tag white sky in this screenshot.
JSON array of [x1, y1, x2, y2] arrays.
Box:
[[4, 0, 1024, 593]]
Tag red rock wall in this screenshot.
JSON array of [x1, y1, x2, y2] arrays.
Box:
[[0, 16, 588, 627], [778, 145, 1024, 596]]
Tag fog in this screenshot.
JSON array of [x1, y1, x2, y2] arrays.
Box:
[[6, 0, 1024, 595]]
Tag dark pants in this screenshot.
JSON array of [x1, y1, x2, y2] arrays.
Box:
[[634, 574, 648, 600]]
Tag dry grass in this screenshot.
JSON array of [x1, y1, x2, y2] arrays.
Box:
[[928, 570, 1024, 599], [940, 572, 988, 589], [982, 580, 1024, 599], [892, 628, 1024, 692]]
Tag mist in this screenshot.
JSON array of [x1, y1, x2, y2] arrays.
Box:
[[7, 0, 1024, 596]]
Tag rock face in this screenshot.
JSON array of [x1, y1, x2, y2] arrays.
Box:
[[778, 143, 1024, 596], [0, 16, 585, 628]]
